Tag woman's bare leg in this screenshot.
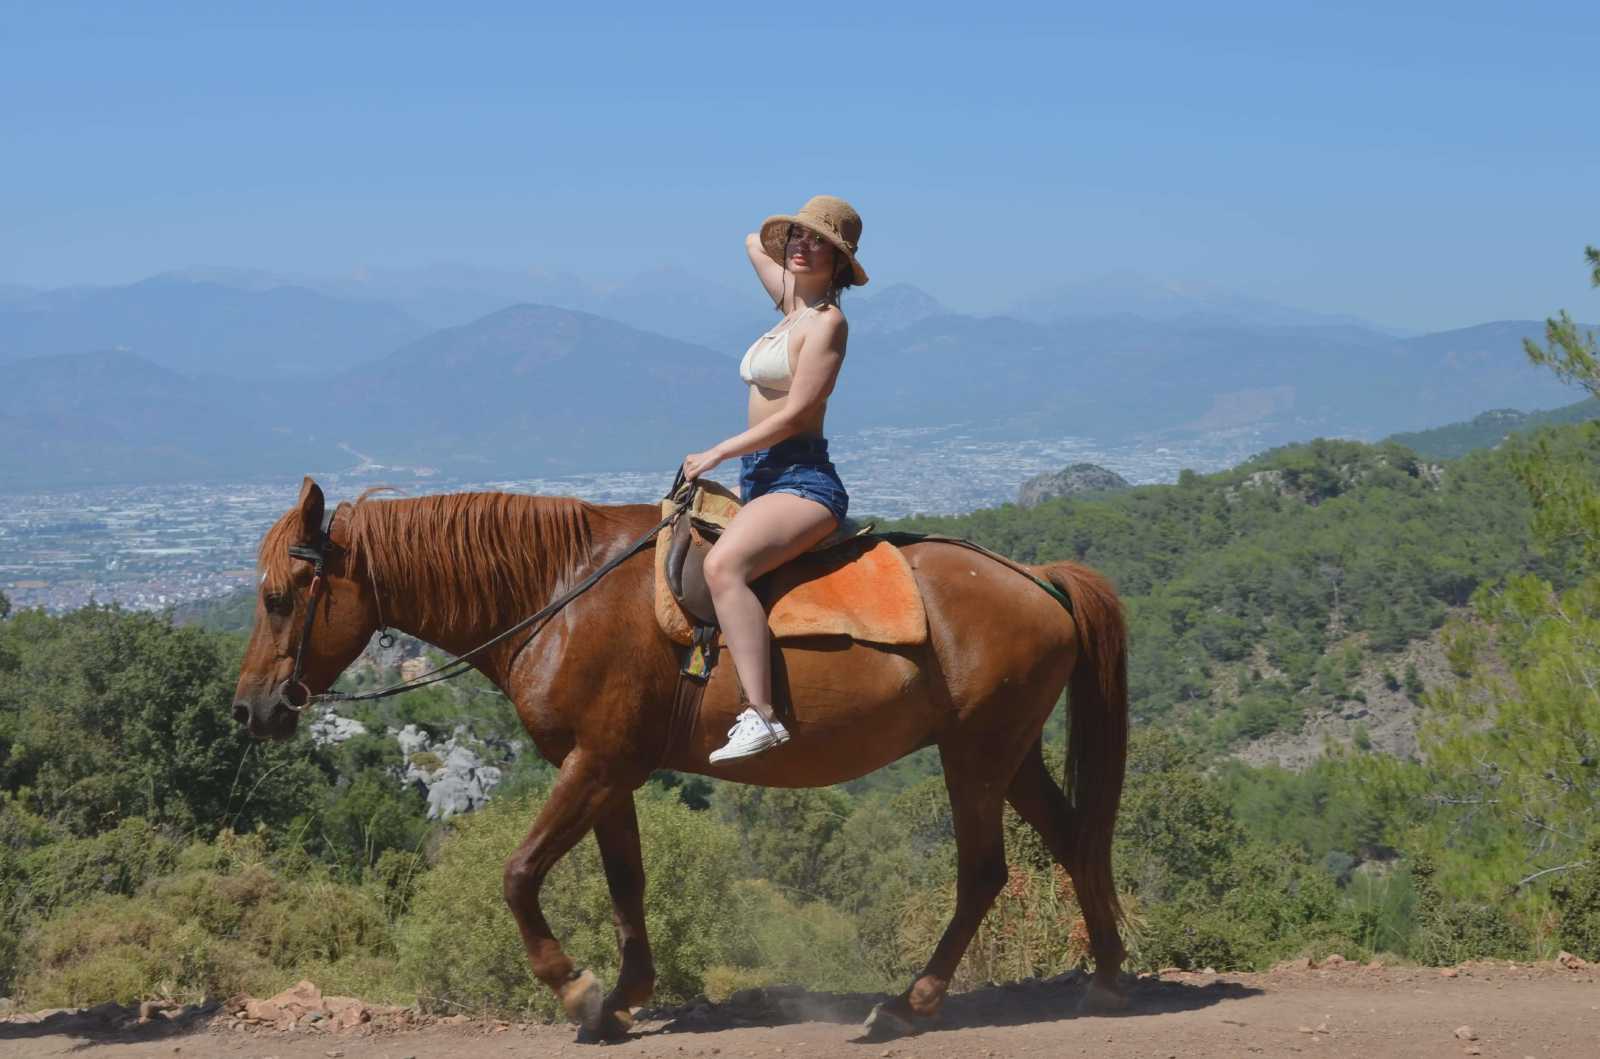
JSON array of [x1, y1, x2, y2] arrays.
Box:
[[702, 492, 838, 722]]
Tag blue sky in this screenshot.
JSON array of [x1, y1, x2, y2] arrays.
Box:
[[4, 2, 1597, 330]]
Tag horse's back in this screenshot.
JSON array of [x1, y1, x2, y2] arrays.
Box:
[[675, 539, 1079, 786]]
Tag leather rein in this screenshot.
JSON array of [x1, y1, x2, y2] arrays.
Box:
[[278, 488, 693, 711]]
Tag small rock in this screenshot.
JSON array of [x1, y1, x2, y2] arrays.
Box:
[[1439, 967, 1458, 978], [1557, 950, 1589, 970], [1275, 957, 1313, 972], [1201, 966, 1217, 974], [1322, 954, 1347, 967], [1365, 959, 1385, 971], [1464, 1049, 1480, 1057], [1298, 1025, 1316, 1034], [1453, 1025, 1477, 1041]]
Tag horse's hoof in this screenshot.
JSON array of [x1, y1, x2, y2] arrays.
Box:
[[1078, 979, 1130, 1014], [863, 1001, 921, 1040], [575, 1008, 633, 1043], [561, 969, 607, 1034]]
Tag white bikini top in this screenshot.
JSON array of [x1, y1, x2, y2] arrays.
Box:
[[738, 306, 818, 393]]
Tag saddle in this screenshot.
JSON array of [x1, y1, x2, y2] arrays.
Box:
[[653, 480, 928, 649]]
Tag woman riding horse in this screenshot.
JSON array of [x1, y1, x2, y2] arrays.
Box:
[[234, 197, 1129, 1037], [681, 195, 866, 763]]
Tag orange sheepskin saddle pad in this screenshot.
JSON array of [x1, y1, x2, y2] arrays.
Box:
[[653, 482, 928, 647]]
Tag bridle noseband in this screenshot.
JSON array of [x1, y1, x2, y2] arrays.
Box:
[[280, 507, 340, 711]]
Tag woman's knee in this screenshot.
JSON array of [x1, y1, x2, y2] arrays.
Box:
[[702, 545, 750, 595]]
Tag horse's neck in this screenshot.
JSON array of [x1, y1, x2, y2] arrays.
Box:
[[360, 494, 614, 679], [385, 608, 504, 674]]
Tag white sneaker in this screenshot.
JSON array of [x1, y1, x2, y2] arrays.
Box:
[[709, 707, 790, 764]]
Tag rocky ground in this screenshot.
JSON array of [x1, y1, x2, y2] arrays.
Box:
[[3, 958, 1596, 1058]]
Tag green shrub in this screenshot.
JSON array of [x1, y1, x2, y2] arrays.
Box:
[[16, 830, 400, 1008], [1552, 838, 1600, 960], [1139, 895, 1261, 971], [1137, 842, 1360, 971], [718, 785, 853, 900], [720, 879, 881, 993], [899, 862, 1089, 989], [20, 895, 269, 1006], [1409, 855, 1533, 964], [1218, 688, 1301, 743], [19, 817, 179, 918], [398, 788, 743, 1020], [312, 769, 431, 878], [408, 751, 444, 774], [1115, 731, 1245, 902]]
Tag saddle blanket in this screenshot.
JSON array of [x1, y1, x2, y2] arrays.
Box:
[[653, 483, 928, 647]]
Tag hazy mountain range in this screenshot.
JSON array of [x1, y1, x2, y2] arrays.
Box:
[[0, 269, 1587, 489]]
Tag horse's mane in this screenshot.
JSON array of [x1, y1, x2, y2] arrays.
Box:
[[257, 490, 595, 630]]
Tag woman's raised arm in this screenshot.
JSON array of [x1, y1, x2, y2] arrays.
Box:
[[746, 232, 788, 311]]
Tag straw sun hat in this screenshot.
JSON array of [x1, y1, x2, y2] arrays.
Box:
[[759, 195, 869, 287]]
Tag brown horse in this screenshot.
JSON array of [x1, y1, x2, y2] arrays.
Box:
[[233, 477, 1129, 1039]]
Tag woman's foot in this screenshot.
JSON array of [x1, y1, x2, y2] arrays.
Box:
[[709, 706, 790, 763]]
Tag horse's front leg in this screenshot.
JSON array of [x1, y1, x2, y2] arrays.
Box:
[[592, 791, 655, 1035], [501, 749, 620, 1038]]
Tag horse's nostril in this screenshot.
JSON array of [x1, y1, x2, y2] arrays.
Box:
[[232, 703, 250, 725]]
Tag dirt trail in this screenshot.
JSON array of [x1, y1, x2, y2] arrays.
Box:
[[3, 962, 1596, 1059]]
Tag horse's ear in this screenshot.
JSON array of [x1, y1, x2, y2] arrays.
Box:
[[297, 476, 325, 541]]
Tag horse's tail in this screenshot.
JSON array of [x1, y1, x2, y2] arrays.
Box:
[[1037, 561, 1128, 923]]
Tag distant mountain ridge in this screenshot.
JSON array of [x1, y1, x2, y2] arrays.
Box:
[[0, 277, 429, 378], [0, 350, 329, 489], [334, 303, 741, 472], [1009, 271, 1398, 332], [0, 265, 1591, 490]]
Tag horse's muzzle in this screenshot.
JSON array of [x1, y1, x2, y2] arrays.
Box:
[[233, 692, 301, 740]]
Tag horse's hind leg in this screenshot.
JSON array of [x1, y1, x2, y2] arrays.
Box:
[[592, 792, 655, 1033], [501, 750, 623, 1039], [867, 744, 1008, 1036], [1006, 739, 1127, 1012]]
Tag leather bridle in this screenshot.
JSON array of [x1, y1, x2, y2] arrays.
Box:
[[280, 506, 341, 711]]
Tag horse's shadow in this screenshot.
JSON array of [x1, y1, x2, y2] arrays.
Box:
[[0, 1000, 219, 1050], [631, 972, 1261, 1040]]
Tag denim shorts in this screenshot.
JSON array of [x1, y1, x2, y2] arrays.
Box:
[[739, 438, 849, 522]]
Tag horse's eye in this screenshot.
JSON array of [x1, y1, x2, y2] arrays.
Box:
[[263, 592, 292, 615]]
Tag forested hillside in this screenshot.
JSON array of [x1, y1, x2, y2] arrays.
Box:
[[885, 432, 1582, 756], [1385, 395, 1600, 459]]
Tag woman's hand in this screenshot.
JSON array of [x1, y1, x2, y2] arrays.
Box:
[[682, 448, 725, 481]]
